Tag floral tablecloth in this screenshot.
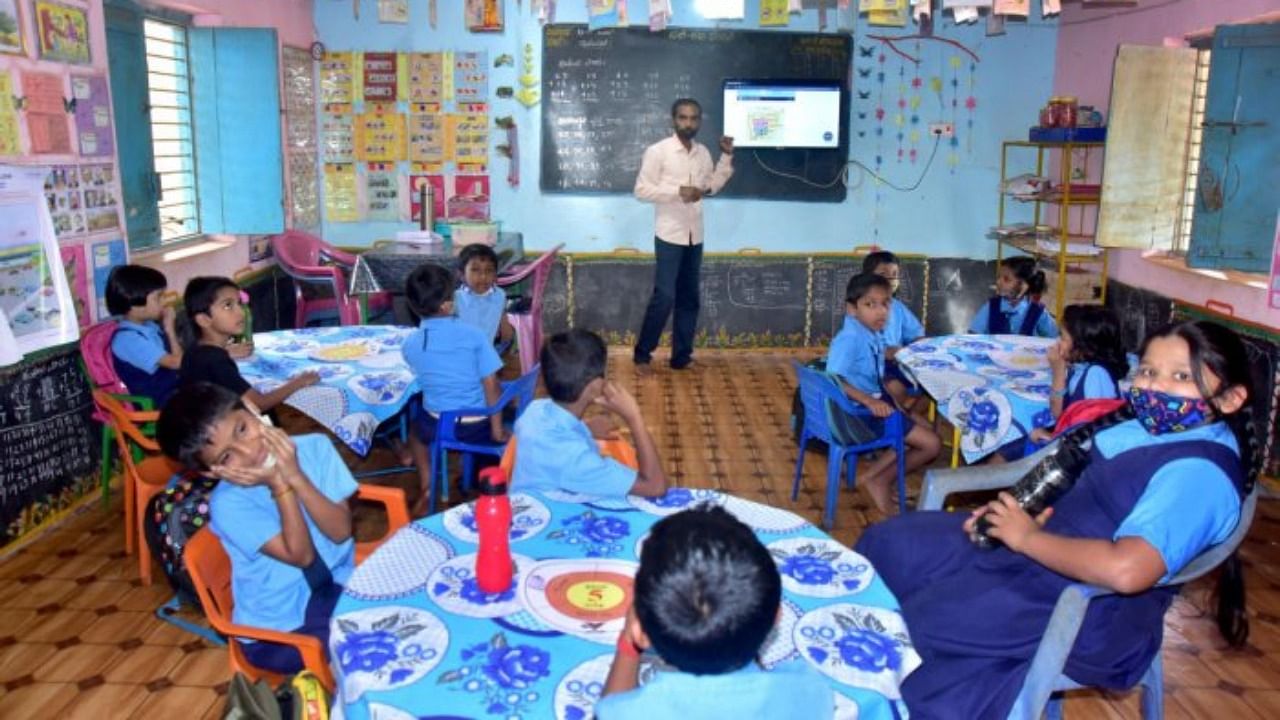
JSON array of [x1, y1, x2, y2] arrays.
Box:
[[330, 489, 921, 720], [896, 334, 1055, 464], [236, 327, 418, 456]]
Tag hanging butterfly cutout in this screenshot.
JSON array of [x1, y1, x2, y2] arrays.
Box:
[[859, 45, 875, 58], [857, 90, 872, 100], [857, 67, 872, 78]]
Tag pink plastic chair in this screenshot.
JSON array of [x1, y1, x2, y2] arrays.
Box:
[[270, 230, 392, 327], [82, 320, 152, 511], [497, 244, 563, 374]]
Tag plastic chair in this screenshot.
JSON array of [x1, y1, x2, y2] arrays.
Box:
[[791, 361, 907, 528], [917, 444, 1260, 720], [496, 244, 563, 374], [93, 390, 160, 556], [270, 230, 392, 327], [427, 365, 540, 513], [184, 482, 411, 692], [80, 320, 156, 506]]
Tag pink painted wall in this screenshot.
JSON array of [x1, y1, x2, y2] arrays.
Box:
[[1052, 0, 1278, 329]]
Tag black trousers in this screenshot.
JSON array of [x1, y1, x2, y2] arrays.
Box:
[[634, 237, 703, 368]]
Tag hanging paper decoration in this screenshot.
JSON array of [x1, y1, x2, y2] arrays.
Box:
[[465, 0, 504, 31], [378, 0, 409, 23], [495, 116, 519, 187], [648, 0, 671, 31], [589, 0, 622, 30], [760, 0, 788, 25], [515, 44, 540, 107]]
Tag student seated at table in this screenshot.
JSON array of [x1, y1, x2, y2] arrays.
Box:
[[855, 320, 1257, 719], [597, 504, 833, 719], [511, 329, 668, 498], [863, 250, 925, 409], [106, 264, 181, 407], [454, 243, 514, 348], [826, 273, 941, 514], [968, 256, 1059, 338], [1027, 304, 1128, 445], [402, 263, 508, 515], [180, 276, 318, 413], [157, 382, 356, 675]]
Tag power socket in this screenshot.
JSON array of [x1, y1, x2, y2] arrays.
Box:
[[929, 122, 954, 138]]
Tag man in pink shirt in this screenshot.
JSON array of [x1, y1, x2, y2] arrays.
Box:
[[633, 98, 735, 374]]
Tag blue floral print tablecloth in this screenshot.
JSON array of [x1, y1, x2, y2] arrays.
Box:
[[896, 334, 1055, 464], [330, 488, 921, 720], [235, 327, 419, 456]]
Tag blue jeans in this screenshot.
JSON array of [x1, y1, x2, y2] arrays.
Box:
[[634, 238, 702, 368]]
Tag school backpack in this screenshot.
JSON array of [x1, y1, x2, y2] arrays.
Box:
[[143, 471, 219, 606]]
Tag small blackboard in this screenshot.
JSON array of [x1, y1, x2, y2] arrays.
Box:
[[1106, 280, 1174, 352], [541, 24, 851, 202], [0, 346, 98, 545]]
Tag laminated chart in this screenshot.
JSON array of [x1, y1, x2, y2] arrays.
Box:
[[453, 51, 488, 106], [320, 52, 355, 105], [408, 107, 445, 169], [324, 164, 359, 222], [407, 52, 446, 104], [356, 107, 406, 163], [364, 163, 402, 221], [0, 71, 20, 156], [448, 113, 489, 170], [322, 112, 355, 164], [363, 52, 399, 103]]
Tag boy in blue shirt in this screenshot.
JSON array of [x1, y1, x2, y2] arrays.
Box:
[[511, 329, 668, 498], [597, 505, 834, 719], [157, 382, 355, 675], [862, 251, 925, 409], [454, 244, 514, 347], [402, 263, 507, 515], [826, 273, 941, 514], [106, 264, 181, 406]]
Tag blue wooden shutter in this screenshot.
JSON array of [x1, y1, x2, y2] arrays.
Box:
[[1187, 23, 1280, 273], [105, 4, 161, 251], [189, 28, 285, 234]]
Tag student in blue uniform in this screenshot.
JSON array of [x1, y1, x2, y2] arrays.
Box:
[[863, 250, 925, 409], [1027, 304, 1129, 445], [968, 256, 1059, 338], [511, 329, 668, 498], [157, 382, 356, 675], [453, 244, 513, 347], [597, 505, 834, 719], [106, 265, 181, 406], [401, 263, 508, 515], [826, 273, 941, 514], [855, 320, 1258, 719]]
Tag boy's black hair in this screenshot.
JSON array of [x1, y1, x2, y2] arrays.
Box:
[[181, 276, 239, 348], [405, 263, 457, 317], [1000, 256, 1047, 297], [671, 98, 701, 117], [105, 264, 167, 316], [457, 243, 499, 274], [634, 504, 781, 675], [1060, 304, 1128, 381], [540, 329, 607, 403], [845, 272, 892, 305], [157, 381, 245, 469], [861, 250, 900, 274]]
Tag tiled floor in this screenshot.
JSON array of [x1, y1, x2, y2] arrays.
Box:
[[1, 348, 1277, 718]]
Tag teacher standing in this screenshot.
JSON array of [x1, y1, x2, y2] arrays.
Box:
[[632, 98, 735, 374]]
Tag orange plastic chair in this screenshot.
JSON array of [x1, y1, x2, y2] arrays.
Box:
[[93, 390, 160, 556], [499, 435, 640, 477], [130, 455, 182, 585], [184, 483, 410, 691]]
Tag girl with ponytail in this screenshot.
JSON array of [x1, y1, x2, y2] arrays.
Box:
[[968, 256, 1059, 337], [856, 320, 1257, 719]]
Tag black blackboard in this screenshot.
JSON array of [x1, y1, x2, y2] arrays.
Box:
[[1106, 280, 1174, 352], [0, 346, 98, 546], [809, 257, 927, 344], [541, 25, 852, 202], [924, 259, 998, 336]]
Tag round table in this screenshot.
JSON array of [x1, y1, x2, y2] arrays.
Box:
[[329, 488, 921, 720]]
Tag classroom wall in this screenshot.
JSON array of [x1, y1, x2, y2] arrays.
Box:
[[1052, 0, 1278, 329], [313, 1, 1059, 257]]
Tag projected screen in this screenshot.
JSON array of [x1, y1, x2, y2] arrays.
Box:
[[722, 80, 843, 149]]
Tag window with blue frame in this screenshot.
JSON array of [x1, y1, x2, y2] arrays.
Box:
[[143, 19, 200, 242]]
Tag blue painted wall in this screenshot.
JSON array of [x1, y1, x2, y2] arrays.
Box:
[[313, 1, 1058, 257]]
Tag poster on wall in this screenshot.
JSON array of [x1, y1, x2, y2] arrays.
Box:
[[407, 52, 445, 104], [355, 109, 405, 162], [465, 0, 504, 32], [448, 113, 489, 169], [58, 243, 89, 327], [0, 0, 24, 56], [34, 1, 90, 65], [378, 0, 409, 24], [0, 71, 18, 155], [21, 70, 72, 155], [408, 110, 445, 167], [364, 164, 401, 222], [453, 51, 488, 105], [409, 174, 445, 223], [81, 163, 120, 232], [90, 236, 125, 320], [323, 163, 359, 222], [43, 165, 84, 237], [0, 165, 80, 357], [448, 174, 490, 220], [70, 74, 114, 158], [320, 51, 354, 105], [362, 52, 399, 103], [321, 112, 355, 164]]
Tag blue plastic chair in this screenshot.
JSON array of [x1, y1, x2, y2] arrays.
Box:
[[918, 443, 1260, 720], [791, 361, 908, 528], [427, 364, 540, 513]]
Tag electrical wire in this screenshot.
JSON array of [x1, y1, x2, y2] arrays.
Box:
[[750, 134, 943, 192]]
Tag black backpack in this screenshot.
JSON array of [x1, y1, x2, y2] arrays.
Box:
[[143, 472, 219, 605]]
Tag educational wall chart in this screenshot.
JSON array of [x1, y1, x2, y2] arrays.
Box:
[[324, 163, 359, 222], [34, 0, 90, 65], [356, 108, 405, 162], [320, 51, 355, 105], [362, 52, 399, 103], [407, 52, 445, 104], [43, 163, 119, 237], [0, 164, 79, 357], [70, 74, 113, 158], [0, 70, 18, 156], [408, 109, 445, 167], [90, 236, 125, 320], [21, 69, 71, 155], [364, 163, 401, 221], [58, 242, 88, 327]]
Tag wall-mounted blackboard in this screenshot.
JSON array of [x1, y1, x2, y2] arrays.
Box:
[[541, 24, 852, 202], [1106, 280, 1174, 352], [0, 347, 97, 547], [808, 257, 927, 344]]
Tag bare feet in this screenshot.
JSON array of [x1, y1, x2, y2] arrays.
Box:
[[634, 362, 654, 377], [863, 474, 897, 516]]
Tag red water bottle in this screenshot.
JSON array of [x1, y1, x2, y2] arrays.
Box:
[[475, 467, 513, 593]]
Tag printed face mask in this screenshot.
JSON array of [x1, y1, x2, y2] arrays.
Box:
[[1127, 386, 1212, 435]]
